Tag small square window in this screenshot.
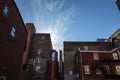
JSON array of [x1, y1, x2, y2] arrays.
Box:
[[84, 45, 88, 51], [10, 26, 16, 38], [3, 5, 9, 15], [42, 36, 45, 40]]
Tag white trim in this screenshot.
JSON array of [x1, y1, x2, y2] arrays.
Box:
[[80, 48, 117, 53]]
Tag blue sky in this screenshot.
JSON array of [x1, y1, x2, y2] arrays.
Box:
[[14, 0, 120, 50]]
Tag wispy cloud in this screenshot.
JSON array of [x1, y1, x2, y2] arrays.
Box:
[[30, 0, 74, 50]]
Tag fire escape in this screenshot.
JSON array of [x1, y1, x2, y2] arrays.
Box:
[[92, 52, 120, 77]]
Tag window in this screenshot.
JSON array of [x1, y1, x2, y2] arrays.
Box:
[[33, 59, 35, 66], [69, 70, 72, 75], [38, 41, 43, 46], [37, 49, 42, 54], [84, 65, 90, 74], [112, 52, 118, 60], [28, 59, 34, 64], [96, 68, 102, 74], [117, 50, 120, 59], [41, 36, 45, 40], [93, 53, 99, 60], [3, 5, 9, 15], [76, 73, 79, 78], [51, 52, 55, 61], [104, 65, 110, 74], [35, 65, 40, 72], [37, 57, 43, 64], [10, 26, 16, 38], [115, 65, 120, 74], [22, 64, 32, 72], [84, 45, 88, 51], [114, 39, 119, 46]]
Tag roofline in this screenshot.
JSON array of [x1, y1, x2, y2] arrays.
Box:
[[110, 28, 120, 38], [63, 41, 111, 43], [12, 1, 28, 51], [12, 0, 27, 32], [80, 48, 117, 53], [35, 33, 51, 35], [116, 0, 120, 3]]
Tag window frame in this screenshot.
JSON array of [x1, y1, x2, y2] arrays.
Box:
[[37, 49, 42, 54], [93, 53, 99, 60], [115, 65, 120, 74], [51, 52, 55, 61], [96, 67, 102, 74], [112, 52, 118, 60], [104, 65, 110, 74], [3, 4, 9, 16], [10, 26, 16, 38], [84, 45, 88, 51], [35, 65, 40, 72], [41, 36, 45, 40], [84, 65, 90, 74]]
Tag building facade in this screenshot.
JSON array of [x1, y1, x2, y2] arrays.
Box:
[[47, 50, 59, 80], [20, 23, 36, 80], [109, 28, 120, 49], [63, 41, 120, 80], [28, 33, 53, 80], [22, 23, 36, 65], [0, 0, 27, 80]]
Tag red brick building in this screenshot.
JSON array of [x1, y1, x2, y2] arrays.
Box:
[[63, 41, 120, 80], [0, 0, 27, 80], [20, 23, 36, 80], [22, 23, 36, 65], [62, 28, 120, 80], [47, 50, 59, 80], [28, 33, 53, 79]]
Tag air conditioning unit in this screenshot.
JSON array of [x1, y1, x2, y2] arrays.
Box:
[[0, 76, 6, 80]]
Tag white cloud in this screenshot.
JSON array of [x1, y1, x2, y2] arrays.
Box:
[[30, 0, 74, 50]]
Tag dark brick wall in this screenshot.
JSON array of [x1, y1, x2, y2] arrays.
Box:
[[0, 0, 27, 80]]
